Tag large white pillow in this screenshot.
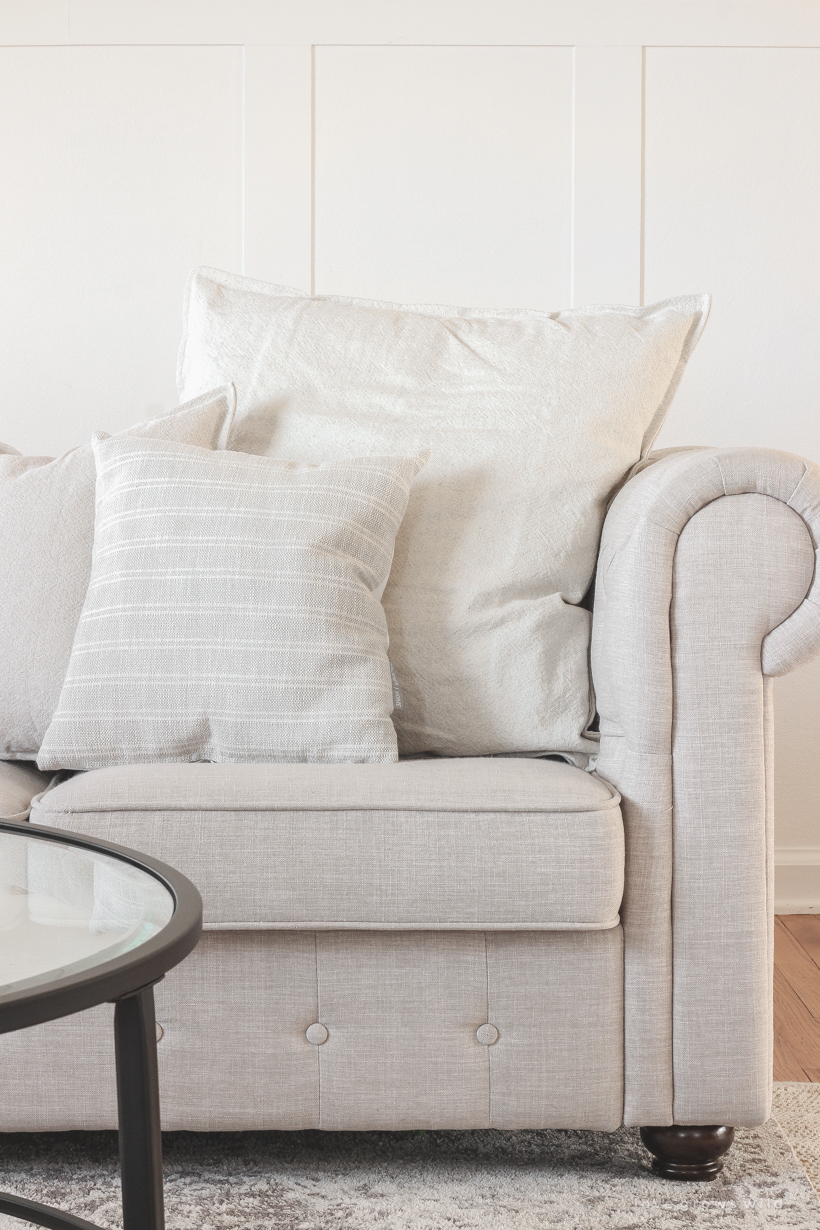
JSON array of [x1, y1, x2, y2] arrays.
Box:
[[37, 438, 424, 769], [179, 268, 710, 757], [0, 386, 235, 759]]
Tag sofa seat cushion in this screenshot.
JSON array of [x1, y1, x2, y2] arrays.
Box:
[[30, 758, 623, 931]]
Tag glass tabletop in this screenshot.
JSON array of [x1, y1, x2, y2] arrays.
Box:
[[0, 828, 174, 997]]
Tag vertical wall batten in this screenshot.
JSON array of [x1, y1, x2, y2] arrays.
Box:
[[571, 45, 643, 307]]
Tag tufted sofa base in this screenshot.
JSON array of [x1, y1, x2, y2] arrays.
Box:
[[0, 927, 624, 1132]]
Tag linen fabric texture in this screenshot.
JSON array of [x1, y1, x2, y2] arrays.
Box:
[[178, 267, 710, 757], [592, 446, 820, 1127], [30, 757, 624, 930], [0, 928, 624, 1132], [0, 386, 236, 759], [37, 439, 425, 769], [10, 446, 820, 1135]]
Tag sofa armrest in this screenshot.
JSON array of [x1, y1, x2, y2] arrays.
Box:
[[592, 447, 820, 1127], [0, 761, 54, 821]]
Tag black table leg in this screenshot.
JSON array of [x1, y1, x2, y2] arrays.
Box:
[[0, 985, 165, 1230], [114, 983, 165, 1230], [0, 1191, 102, 1230]]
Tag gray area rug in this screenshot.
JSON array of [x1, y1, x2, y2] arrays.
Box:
[[1, 1088, 818, 1229], [773, 1081, 820, 1196]]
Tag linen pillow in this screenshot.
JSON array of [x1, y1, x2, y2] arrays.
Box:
[[37, 438, 425, 770], [177, 269, 710, 759], [0, 386, 236, 759]]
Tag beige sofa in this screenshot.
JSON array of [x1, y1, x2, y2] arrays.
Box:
[[3, 445, 820, 1179]]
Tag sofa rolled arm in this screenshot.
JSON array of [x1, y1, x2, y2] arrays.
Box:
[[591, 446, 820, 1128]]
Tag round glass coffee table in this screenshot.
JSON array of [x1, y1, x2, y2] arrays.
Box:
[[0, 817, 202, 1230]]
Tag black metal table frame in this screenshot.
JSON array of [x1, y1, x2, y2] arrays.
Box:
[[0, 818, 203, 1230]]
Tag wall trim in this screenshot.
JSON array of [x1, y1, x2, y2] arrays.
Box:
[[775, 846, 820, 866], [775, 851, 820, 914]]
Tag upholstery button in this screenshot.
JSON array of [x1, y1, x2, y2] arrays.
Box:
[[476, 1023, 499, 1046], [156, 1023, 164, 1044], [306, 1022, 329, 1045]]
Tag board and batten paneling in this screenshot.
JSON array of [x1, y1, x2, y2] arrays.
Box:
[[0, 1, 817, 905], [243, 44, 312, 293], [0, 45, 242, 458], [313, 46, 573, 308], [645, 47, 820, 460]]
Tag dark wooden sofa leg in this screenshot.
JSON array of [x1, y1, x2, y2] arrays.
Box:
[[640, 1125, 735, 1181]]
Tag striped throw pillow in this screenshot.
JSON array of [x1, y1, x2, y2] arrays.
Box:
[[37, 436, 425, 768]]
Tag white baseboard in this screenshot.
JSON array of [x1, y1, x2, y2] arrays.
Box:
[[775, 849, 820, 913]]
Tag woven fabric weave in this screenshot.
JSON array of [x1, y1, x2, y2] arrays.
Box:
[[38, 438, 424, 768], [178, 268, 710, 757]]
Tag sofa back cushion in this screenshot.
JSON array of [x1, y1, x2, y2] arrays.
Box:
[[0, 386, 235, 759], [178, 269, 709, 757]]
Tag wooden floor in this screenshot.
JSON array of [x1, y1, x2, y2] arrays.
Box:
[[774, 914, 820, 1081]]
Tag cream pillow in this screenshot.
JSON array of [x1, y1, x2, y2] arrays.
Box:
[[37, 438, 425, 769], [0, 386, 235, 759], [178, 268, 710, 758]]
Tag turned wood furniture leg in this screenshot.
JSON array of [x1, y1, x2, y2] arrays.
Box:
[[639, 1125, 735, 1181]]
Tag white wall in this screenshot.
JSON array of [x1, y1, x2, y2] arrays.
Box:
[[1, 1, 818, 908]]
